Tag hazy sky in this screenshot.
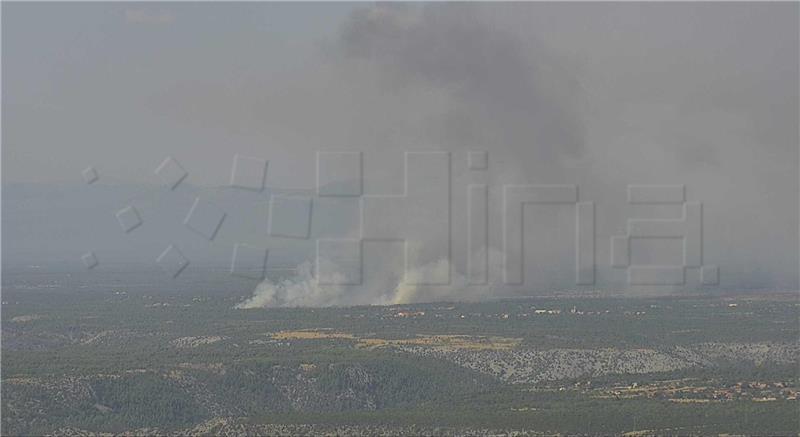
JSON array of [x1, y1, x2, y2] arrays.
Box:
[[4, 2, 355, 186], [4, 3, 797, 187], [3, 3, 798, 296]]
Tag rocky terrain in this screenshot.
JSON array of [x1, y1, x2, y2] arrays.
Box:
[[4, 290, 798, 435], [50, 418, 547, 437], [401, 342, 800, 384]]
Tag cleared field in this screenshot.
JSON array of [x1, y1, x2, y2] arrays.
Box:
[[269, 329, 522, 351]]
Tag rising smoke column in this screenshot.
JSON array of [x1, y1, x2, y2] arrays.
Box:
[[236, 4, 589, 308], [235, 4, 589, 308]]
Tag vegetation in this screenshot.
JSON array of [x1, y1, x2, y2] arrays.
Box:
[[2, 277, 798, 435]]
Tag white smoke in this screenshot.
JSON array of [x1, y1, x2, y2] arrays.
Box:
[[237, 249, 509, 309], [234, 4, 586, 309], [232, 3, 798, 309], [235, 261, 350, 309]]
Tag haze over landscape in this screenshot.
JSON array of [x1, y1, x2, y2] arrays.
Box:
[[2, 2, 799, 436], [4, 2, 799, 300]]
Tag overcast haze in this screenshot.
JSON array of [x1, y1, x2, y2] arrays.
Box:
[[3, 2, 798, 302]]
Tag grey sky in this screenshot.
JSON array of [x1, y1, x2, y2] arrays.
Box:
[[3, 2, 355, 185], [4, 3, 796, 186], [3, 3, 798, 296]]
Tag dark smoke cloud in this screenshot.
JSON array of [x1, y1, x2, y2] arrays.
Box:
[[3, 3, 796, 306], [337, 3, 585, 165]]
